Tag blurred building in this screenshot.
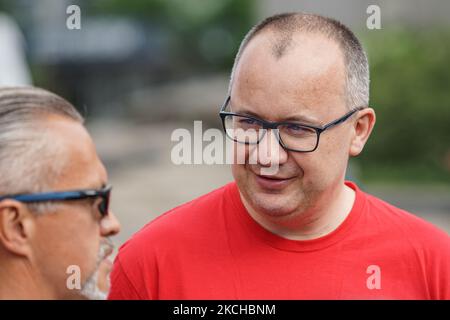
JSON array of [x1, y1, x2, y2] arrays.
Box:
[[0, 13, 31, 85]]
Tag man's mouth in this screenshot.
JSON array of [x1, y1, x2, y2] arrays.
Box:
[[99, 238, 114, 262], [253, 172, 296, 190]]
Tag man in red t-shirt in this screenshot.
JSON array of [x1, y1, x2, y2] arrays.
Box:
[[109, 12, 450, 300]]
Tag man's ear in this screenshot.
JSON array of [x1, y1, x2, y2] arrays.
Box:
[[349, 107, 376, 157], [0, 200, 35, 257]]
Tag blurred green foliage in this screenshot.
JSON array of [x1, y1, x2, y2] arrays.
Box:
[[88, 0, 256, 72], [358, 28, 450, 184]]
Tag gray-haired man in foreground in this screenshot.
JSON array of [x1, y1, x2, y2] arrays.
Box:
[[0, 87, 120, 299]]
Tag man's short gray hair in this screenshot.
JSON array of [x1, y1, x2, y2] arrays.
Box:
[[0, 86, 83, 212], [229, 12, 370, 109]]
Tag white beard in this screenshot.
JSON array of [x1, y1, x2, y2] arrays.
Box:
[[79, 237, 114, 300], [79, 269, 108, 300]]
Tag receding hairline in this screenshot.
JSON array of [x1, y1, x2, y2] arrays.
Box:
[[229, 12, 370, 109], [236, 12, 357, 63]]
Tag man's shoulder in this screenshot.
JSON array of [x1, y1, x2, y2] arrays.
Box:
[[118, 182, 234, 254], [362, 189, 449, 250]]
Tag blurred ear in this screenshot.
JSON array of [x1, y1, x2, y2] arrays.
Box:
[[349, 107, 376, 157], [0, 200, 35, 257]]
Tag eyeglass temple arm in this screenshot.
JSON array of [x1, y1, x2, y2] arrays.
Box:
[[0, 186, 111, 203], [0, 191, 88, 203], [219, 96, 231, 112], [321, 107, 365, 131]]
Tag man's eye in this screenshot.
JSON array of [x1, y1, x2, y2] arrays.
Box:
[[287, 124, 301, 130], [284, 124, 315, 136], [239, 118, 257, 125], [236, 118, 261, 129], [287, 124, 305, 131]]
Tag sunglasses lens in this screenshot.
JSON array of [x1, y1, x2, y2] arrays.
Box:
[[98, 193, 110, 216], [98, 201, 106, 216], [94, 187, 111, 217]]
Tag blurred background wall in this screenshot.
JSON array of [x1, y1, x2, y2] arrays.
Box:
[[0, 0, 448, 246]]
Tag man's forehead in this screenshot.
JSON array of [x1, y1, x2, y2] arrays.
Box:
[[231, 31, 347, 119], [238, 31, 345, 81]]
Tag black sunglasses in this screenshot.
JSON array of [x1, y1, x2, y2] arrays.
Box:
[[0, 185, 112, 217]]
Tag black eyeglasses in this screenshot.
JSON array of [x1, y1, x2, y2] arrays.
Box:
[[219, 96, 365, 152], [0, 185, 112, 217]]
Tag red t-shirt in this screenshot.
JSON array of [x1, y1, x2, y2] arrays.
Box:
[[108, 181, 450, 300]]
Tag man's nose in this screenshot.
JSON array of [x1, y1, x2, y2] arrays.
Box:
[[100, 211, 121, 237], [253, 129, 288, 167]]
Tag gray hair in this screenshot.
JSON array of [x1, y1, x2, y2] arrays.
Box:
[[228, 12, 370, 109], [0, 86, 83, 212]]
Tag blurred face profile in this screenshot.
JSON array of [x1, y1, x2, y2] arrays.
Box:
[[28, 115, 121, 299], [230, 32, 357, 219]]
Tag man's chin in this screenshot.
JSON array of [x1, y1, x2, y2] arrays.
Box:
[[79, 269, 108, 300], [249, 193, 300, 218]]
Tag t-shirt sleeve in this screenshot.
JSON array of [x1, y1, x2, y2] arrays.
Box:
[[108, 255, 148, 300], [426, 230, 450, 300]]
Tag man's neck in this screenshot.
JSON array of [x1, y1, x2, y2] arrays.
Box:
[[0, 259, 56, 299], [241, 182, 356, 241]]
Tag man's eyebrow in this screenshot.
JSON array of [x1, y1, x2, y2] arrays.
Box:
[[232, 107, 320, 125]]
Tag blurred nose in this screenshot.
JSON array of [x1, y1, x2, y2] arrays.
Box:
[[100, 210, 121, 237], [254, 129, 288, 168]]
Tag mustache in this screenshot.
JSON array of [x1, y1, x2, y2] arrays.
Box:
[[98, 237, 114, 264]]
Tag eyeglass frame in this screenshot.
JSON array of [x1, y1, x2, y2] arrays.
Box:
[[0, 185, 112, 217], [219, 95, 366, 152]]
